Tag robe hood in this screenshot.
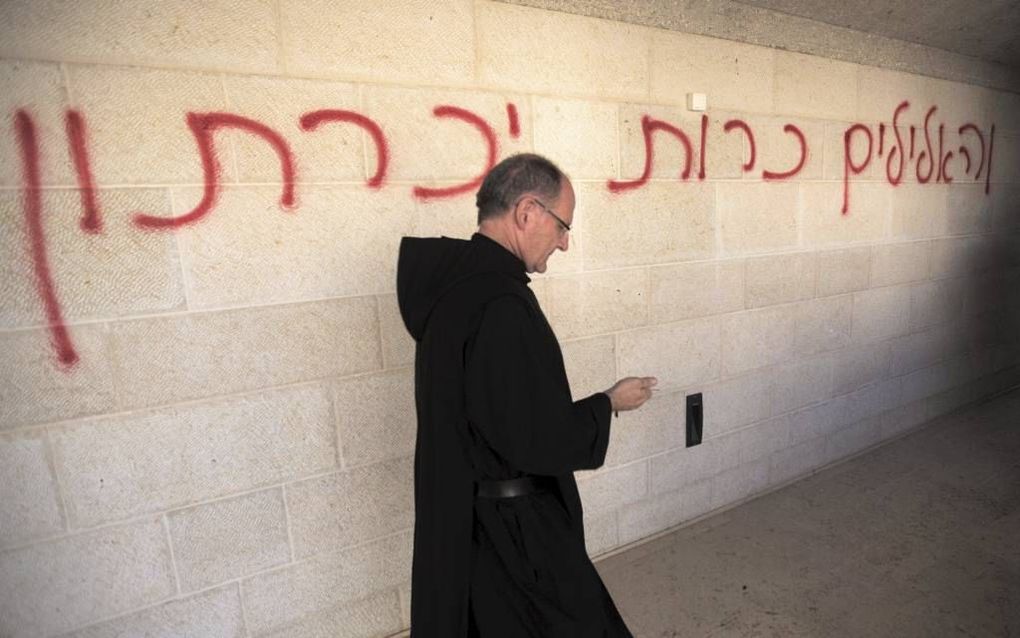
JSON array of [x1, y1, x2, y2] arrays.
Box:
[[396, 233, 530, 341]]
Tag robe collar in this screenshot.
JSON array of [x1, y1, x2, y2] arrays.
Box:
[[470, 232, 531, 284]]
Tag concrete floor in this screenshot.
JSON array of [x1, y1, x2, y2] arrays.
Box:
[[598, 388, 1020, 638]]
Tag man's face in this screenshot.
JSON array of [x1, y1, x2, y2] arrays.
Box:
[[523, 179, 574, 274]]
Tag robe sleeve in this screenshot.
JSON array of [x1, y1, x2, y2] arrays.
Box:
[[464, 295, 613, 475]]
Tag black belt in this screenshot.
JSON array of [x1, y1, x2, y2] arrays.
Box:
[[475, 475, 558, 499]]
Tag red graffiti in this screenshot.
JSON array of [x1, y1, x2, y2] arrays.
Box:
[[412, 106, 498, 200], [916, 106, 936, 183], [842, 124, 872, 215], [878, 123, 885, 158], [300, 109, 388, 189], [985, 125, 995, 195], [723, 119, 755, 171], [886, 101, 908, 185], [608, 115, 693, 192], [698, 115, 707, 181], [66, 110, 102, 233], [958, 123, 985, 178], [762, 124, 807, 181], [15, 111, 78, 367], [506, 103, 520, 139], [134, 112, 296, 229]]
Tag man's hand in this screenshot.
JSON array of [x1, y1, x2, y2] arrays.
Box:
[[605, 376, 657, 412]]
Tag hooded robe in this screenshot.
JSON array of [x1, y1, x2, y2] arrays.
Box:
[[397, 232, 633, 637]]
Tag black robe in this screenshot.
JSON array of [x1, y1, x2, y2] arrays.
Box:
[[397, 232, 633, 637]]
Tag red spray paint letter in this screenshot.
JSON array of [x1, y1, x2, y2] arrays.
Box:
[[724, 119, 756, 172], [762, 124, 807, 181], [506, 103, 520, 139], [915, 106, 937, 183], [301, 110, 389, 189], [843, 124, 873, 215], [15, 110, 78, 367], [958, 123, 985, 178], [65, 110, 102, 233], [607, 115, 693, 192], [133, 112, 296, 229], [412, 106, 498, 200], [886, 101, 909, 186], [698, 114, 708, 180]]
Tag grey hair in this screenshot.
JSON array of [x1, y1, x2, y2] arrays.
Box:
[[475, 153, 565, 224]]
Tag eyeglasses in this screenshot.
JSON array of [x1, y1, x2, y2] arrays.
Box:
[[529, 197, 571, 234]]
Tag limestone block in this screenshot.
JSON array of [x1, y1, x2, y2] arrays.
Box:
[[650, 31, 773, 112], [825, 416, 882, 461], [544, 269, 648, 340], [109, 296, 380, 409], [816, 247, 871, 297], [900, 361, 957, 404], [0, 61, 73, 187], [718, 182, 798, 255], [844, 378, 902, 424], [0, 0, 279, 73], [649, 436, 731, 495], [576, 461, 647, 515], [720, 305, 797, 376], [287, 456, 413, 559], [990, 132, 1019, 184], [175, 185, 414, 307], [821, 120, 885, 182], [258, 589, 402, 638], [869, 240, 931, 287], [561, 335, 616, 400], [603, 390, 685, 468], [774, 51, 858, 121], [222, 76, 362, 184], [534, 97, 618, 180], [745, 252, 817, 309], [857, 67, 934, 127], [583, 509, 619, 557], [989, 90, 1020, 136], [928, 79, 993, 134], [51, 384, 336, 528], [477, 2, 649, 101], [990, 185, 1020, 232], [378, 294, 415, 369], [1, 189, 184, 328], [413, 197, 485, 250], [742, 115, 824, 181], [801, 182, 890, 246], [0, 518, 173, 637], [0, 431, 63, 548], [616, 318, 721, 391], [168, 489, 289, 592], [66, 585, 244, 638], [333, 368, 415, 469], [772, 354, 834, 415], [710, 458, 769, 510], [67, 65, 227, 185], [769, 437, 826, 486], [700, 372, 773, 437], [890, 183, 949, 240], [880, 400, 928, 440], [737, 415, 791, 465], [787, 397, 848, 446], [619, 105, 744, 181], [888, 326, 948, 377], [909, 278, 966, 331], [832, 342, 892, 396], [281, 0, 473, 85], [929, 236, 986, 280], [242, 531, 411, 635], [851, 285, 912, 343], [618, 480, 712, 546], [0, 326, 115, 430], [649, 259, 744, 323]]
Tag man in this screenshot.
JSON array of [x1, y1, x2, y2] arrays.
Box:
[[397, 153, 657, 637]]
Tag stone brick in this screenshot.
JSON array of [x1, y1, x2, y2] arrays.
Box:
[[821, 120, 885, 182], [710, 458, 769, 510], [0, 518, 174, 637], [583, 509, 619, 557], [649, 259, 744, 323], [281, 0, 473, 85], [816, 247, 871, 297], [258, 589, 402, 638], [851, 285, 912, 343], [772, 354, 834, 415], [743, 115, 824, 181], [946, 184, 993, 236], [616, 318, 721, 391], [721, 305, 797, 376], [242, 531, 412, 635], [857, 67, 934, 127], [576, 461, 647, 515], [650, 31, 773, 112], [109, 296, 379, 409], [745, 252, 817, 309], [890, 184, 949, 240], [888, 326, 948, 377], [603, 390, 685, 468], [1, 189, 185, 328], [844, 378, 902, 424], [0, 325, 116, 430], [869, 240, 932, 287], [736, 415, 791, 465], [880, 399, 928, 440], [990, 132, 1020, 184], [929, 236, 989, 280], [477, 2, 649, 101], [619, 105, 744, 181], [51, 384, 336, 528], [929, 79, 992, 135], [909, 278, 966, 331], [769, 437, 826, 486], [66, 585, 244, 638], [989, 90, 1020, 135], [801, 182, 890, 246], [378, 294, 415, 369], [832, 342, 892, 395], [544, 269, 648, 340], [618, 480, 713, 546], [287, 456, 413, 559], [787, 397, 848, 445], [774, 51, 858, 121], [0, 431, 63, 548], [67, 65, 227, 185], [826, 416, 882, 460], [561, 336, 616, 400], [332, 368, 415, 469], [700, 372, 773, 437], [0, 60, 72, 187], [534, 97, 618, 180], [578, 181, 716, 270], [649, 437, 731, 495], [718, 182, 798, 255], [175, 185, 414, 307], [0, 0, 279, 73], [168, 489, 289, 592]]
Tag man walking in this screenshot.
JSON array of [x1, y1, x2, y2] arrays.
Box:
[[397, 153, 657, 637]]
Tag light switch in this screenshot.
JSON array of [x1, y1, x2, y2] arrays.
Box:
[[687, 93, 707, 112]]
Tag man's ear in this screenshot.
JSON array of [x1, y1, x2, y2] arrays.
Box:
[[512, 198, 531, 230]]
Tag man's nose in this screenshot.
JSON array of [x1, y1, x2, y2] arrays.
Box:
[[558, 231, 570, 251]]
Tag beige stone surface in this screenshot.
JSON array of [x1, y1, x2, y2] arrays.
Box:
[[769, 436, 826, 485], [857, 67, 935, 126], [737, 415, 791, 465], [576, 461, 647, 515], [844, 377, 902, 424], [242, 531, 411, 635], [743, 115, 824, 181], [377, 294, 415, 369], [832, 342, 892, 396], [990, 132, 1019, 184], [650, 437, 731, 494], [287, 456, 413, 559], [650, 31, 774, 112], [109, 296, 379, 409], [700, 372, 773, 436], [816, 247, 872, 297], [281, 0, 473, 85], [721, 305, 797, 376], [617, 480, 713, 546], [583, 509, 619, 557], [787, 398, 848, 446], [477, 2, 649, 100], [946, 184, 993, 236], [774, 51, 858, 121], [333, 368, 415, 469], [0, 518, 174, 637], [0, 0, 279, 73], [794, 294, 854, 355], [617, 318, 721, 391], [745, 252, 817, 309], [603, 390, 685, 468], [0, 431, 64, 548], [909, 278, 966, 331], [561, 335, 616, 400], [851, 285, 913, 343], [929, 236, 988, 280], [772, 354, 835, 415], [718, 182, 798, 255], [0, 325, 116, 430], [991, 185, 1020, 231], [544, 268, 648, 340], [66, 585, 244, 638], [578, 181, 716, 269], [649, 259, 744, 323], [168, 489, 290, 592], [825, 415, 882, 460], [67, 65, 227, 185], [888, 326, 949, 377], [0, 60, 73, 187], [869, 240, 932, 287], [258, 589, 402, 638], [51, 384, 336, 528], [533, 97, 618, 180], [890, 183, 949, 239], [821, 120, 886, 182], [801, 182, 890, 246], [710, 458, 769, 509]]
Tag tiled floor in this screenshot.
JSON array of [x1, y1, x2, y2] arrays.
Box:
[[598, 387, 1020, 637]]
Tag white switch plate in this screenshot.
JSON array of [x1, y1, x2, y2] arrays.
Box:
[[687, 93, 707, 111]]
